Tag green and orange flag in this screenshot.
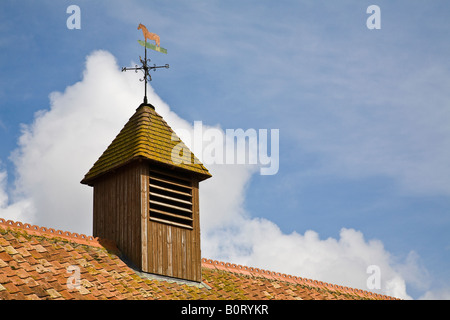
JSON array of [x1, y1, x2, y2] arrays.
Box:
[[138, 40, 167, 54]]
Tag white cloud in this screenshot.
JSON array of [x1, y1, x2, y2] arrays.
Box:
[[420, 288, 450, 300], [202, 215, 423, 299], [0, 169, 34, 222], [5, 50, 143, 233], [0, 50, 426, 299]]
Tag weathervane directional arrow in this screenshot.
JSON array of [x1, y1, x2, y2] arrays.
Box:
[[122, 23, 169, 106]]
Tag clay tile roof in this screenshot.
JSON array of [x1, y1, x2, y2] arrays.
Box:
[[81, 104, 211, 185], [0, 217, 398, 300]]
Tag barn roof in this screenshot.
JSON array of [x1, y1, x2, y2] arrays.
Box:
[[81, 104, 211, 185], [0, 218, 397, 300]]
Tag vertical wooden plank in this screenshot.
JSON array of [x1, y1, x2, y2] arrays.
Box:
[[117, 171, 121, 252], [177, 228, 182, 279], [96, 181, 102, 238], [163, 224, 168, 276], [93, 186, 98, 237], [117, 169, 123, 258], [189, 181, 194, 281], [185, 229, 189, 280], [106, 178, 111, 241], [112, 175, 116, 243], [126, 167, 131, 262], [109, 176, 114, 244], [160, 223, 164, 276], [153, 221, 158, 274], [173, 226, 177, 278], [141, 164, 149, 272], [192, 180, 201, 281], [167, 226, 172, 277], [99, 180, 105, 239], [153, 221, 157, 275], [136, 163, 141, 267], [181, 229, 186, 279], [125, 167, 130, 263], [176, 227, 181, 279], [149, 221, 154, 273], [122, 169, 126, 261], [132, 164, 138, 267]]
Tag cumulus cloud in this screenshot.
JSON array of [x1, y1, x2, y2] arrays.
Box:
[[4, 50, 144, 234], [202, 215, 425, 299], [0, 169, 34, 222], [0, 50, 427, 299], [420, 288, 450, 300]]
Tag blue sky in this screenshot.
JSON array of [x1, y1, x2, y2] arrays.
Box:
[[1, 1, 450, 299]]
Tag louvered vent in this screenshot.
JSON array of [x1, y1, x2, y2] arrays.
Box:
[[149, 171, 193, 229]]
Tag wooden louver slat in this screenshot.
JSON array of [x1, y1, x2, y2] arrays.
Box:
[[150, 175, 192, 191], [149, 171, 193, 229], [149, 183, 192, 198], [150, 208, 193, 222], [149, 199, 192, 213], [149, 192, 192, 205]]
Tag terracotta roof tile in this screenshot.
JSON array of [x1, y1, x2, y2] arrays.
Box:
[[0, 218, 399, 300], [0, 252, 12, 264]]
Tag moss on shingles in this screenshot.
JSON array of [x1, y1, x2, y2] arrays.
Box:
[[82, 105, 210, 184]]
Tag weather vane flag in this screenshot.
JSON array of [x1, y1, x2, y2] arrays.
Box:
[[122, 23, 169, 106]]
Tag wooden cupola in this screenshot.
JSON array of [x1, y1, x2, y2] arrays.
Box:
[[81, 103, 211, 282]]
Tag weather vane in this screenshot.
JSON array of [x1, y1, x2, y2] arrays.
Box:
[[122, 23, 169, 106]]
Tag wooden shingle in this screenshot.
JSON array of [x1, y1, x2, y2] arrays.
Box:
[[81, 104, 211, 185]]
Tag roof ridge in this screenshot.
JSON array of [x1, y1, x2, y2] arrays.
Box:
[[201, 258, 399, 300], [0, 217, 398, 300], [0, 217, 103, 248]]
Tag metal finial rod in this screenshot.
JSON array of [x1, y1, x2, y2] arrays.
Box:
[[144, 40, 148, 104]]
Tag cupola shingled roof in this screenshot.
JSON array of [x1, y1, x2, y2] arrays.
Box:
[[81, 104, 211, 186]]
